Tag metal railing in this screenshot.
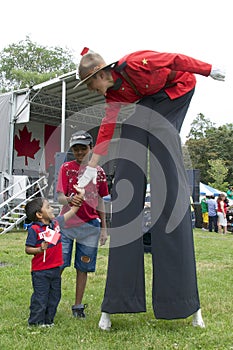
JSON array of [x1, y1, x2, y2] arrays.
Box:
[[0, 176, 47, 234]]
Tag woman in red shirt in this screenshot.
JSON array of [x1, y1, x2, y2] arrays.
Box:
[[217, 193, 227, 234]]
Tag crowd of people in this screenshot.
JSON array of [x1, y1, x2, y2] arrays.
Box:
[[200, 188, 232, 234]]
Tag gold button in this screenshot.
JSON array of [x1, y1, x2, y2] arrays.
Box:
[[145, 84, 149, 88], [122, 87, 125, 91]]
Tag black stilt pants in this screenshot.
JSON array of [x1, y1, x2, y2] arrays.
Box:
[[101, 89, 200, 319]]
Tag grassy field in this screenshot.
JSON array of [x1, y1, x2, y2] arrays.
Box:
[[0, 229, 232, 350]]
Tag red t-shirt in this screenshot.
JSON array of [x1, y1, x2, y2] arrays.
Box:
[[217, 200, 227, 214], [56, 161, 109, 227]]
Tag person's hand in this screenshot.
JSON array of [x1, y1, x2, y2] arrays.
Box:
[[210, 67, 225, 81], [78, 166, 97, 188], [73, 185, 85, 197], [71, 186, 85, 206], [99, 227, 108, 246], [41, 241, 48, 251]]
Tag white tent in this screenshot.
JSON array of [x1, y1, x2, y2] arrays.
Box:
[[199, 182, 222, 197], [199, 182, 233, 205]]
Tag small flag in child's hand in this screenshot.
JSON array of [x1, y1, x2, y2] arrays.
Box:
[[43, 227, 60, 245]]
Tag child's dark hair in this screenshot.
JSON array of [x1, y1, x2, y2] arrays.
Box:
[[25, 197, 46, 222]]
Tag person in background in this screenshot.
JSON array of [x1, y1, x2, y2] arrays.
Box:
[[206, 195, 218, 233], [217, 193, 227, 234], [75, 48, 225, 330], [25, 192, 83, 327], [224, 197, 230, 209], [56, 130, 109, 318], [226, 186, 233, 200], [190, 195, 196, 229], [201, 196, 209, 231]]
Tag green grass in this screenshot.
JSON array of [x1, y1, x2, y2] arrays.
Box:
[[0, 229, 232, 350]]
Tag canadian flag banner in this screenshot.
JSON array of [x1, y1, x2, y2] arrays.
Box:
[[43, 226, 61, 245], [13, 122, 61, 174], [14, 122, 44, 172]]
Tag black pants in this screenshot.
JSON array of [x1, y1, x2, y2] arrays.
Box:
[[28, 267, 61, 325], [101, 89, 200, 319], [208, 215, 218, 232]]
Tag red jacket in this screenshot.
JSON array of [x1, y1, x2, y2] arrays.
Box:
[[94, 50, 211, 155]]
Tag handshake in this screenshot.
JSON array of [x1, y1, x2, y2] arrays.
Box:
[[68, 186, 85, 207], [66, 165, 97, 207]]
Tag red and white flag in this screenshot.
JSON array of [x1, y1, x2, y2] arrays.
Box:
[[42, 226, 61, 263], [14, 122, 61, 173], [43, 226, 61, 245]]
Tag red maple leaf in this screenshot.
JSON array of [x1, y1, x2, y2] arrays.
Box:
[[14, 125, 41, 166]]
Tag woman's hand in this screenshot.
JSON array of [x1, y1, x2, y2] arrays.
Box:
[[78, 166, 97, 187]]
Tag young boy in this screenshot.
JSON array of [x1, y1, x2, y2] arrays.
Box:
[[56, 130, 109, 318], [25, 188, 84, 327]]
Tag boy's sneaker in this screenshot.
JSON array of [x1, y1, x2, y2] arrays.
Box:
[[98, 312, 111, 331], [28, 323, 46, 328], [38, 324, 46, 328], [28, 323, 55, 328], [72, 304, 88, 318]]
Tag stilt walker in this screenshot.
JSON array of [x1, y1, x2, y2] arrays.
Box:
[[75, 48, 225, 330]]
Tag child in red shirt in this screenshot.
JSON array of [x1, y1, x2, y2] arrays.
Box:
[[25, 190, 83, 327]]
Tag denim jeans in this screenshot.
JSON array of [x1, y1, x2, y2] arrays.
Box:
[[28, 267, 61, 325]]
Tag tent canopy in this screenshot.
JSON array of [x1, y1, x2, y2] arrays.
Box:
[[0, 70, 134, 174], [200, 182, 222, 196]]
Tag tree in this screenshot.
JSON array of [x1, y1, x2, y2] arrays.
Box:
[[0, 36, 76, 92], [185, 136, 212, 184], [185, 116, 233, 184], [207, 159, 229, 191], [187, 113, 215, 140], [204, 124, 233, 184]]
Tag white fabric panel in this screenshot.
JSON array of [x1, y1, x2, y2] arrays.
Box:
[[0, 93, 12, 172]]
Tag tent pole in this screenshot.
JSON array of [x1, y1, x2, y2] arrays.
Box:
[[61, 80, 66, 152], [8, 93, 17, 179]]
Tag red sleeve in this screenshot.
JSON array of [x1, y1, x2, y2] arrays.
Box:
[[94, 102, 121, 155], [125, 51, 212, 76], [156, 52, 212, 76]]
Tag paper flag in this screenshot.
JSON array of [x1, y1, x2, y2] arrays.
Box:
[[43, 226, 61, 245]]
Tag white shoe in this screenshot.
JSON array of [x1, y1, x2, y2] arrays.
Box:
[[192, 309, 205, 328], [98, 312, 112, 331]]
